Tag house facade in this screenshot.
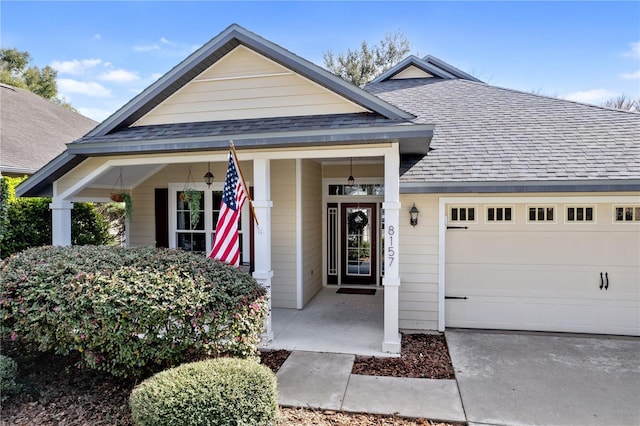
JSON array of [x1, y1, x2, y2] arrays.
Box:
[[18, 25, 640, 352]]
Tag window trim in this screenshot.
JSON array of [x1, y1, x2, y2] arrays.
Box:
[[168, 182, 250, 262], [484, 205, 515, 224], [525, 204, 557, 224], [564, 204, 597, 224], [612, 205, 640, 224]]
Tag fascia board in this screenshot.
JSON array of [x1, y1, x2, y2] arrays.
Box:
[[68, 125, 435, 156], [400, 179, 640, 194], [369, 56, 457, 84], [15, 151, 85, 197]]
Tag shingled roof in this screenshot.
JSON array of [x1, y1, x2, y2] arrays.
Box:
[[1, 84, 96, 176], [365, 78, 640, 192]]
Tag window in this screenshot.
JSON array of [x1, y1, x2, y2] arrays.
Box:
[[486, 206, 513, 223], [614, 206, 640, 222], [449, 206, 476, 222], [527, 206, 555, 222], [169, 183, 249, 262], [566, 206, 595, 223]]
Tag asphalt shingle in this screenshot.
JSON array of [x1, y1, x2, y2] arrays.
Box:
[[365, 78, 640, 183]]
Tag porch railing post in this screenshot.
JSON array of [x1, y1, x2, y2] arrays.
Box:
[[49, 200, 74, 247], [382, 145, 401, 353], [252, 158, 274, 343]]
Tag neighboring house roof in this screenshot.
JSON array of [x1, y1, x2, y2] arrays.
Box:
[[365, 78, 640, 192], [0, 83, 96, 176]]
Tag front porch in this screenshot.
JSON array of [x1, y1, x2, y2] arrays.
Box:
[[261, 287, 396, 357]]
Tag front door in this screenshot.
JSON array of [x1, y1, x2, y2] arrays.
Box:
[[341, 203, 377, 285]]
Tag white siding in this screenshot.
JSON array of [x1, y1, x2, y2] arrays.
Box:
[[134, 45, 368, 126], [398, 194, 440, 330], [270, 160, 297, 308], [301, 159, 323, 306]]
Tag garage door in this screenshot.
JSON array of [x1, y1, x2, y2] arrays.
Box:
[[445, 202, 640, 336]]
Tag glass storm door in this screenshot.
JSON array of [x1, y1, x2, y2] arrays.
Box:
[[341, 203, 377, 285]]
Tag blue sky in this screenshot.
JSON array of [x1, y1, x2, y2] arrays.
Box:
[[2, 1, 639, 122]]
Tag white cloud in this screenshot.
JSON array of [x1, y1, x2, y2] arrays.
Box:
[[560, 89, 619, 105], [623, 41, 640, 58], [93, 34, 101, 41], [134, 44, 160, 52], [160, 37, 174, 46], [151, 73, 163, 80], [621, 70, 640, 80], [51, 58, 102, 75], [99, 69, 140, 83], [58, 79, 112, 97]]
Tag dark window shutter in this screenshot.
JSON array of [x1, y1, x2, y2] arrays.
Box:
[[155, 188, 169, 248]]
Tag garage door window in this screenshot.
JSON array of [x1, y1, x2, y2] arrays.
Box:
[[486, 206, 513, 223], [566, 206, 594, 223], [450, 206, 476, 222], [527, 206, 555, 222], [614, 206, 640, 222]]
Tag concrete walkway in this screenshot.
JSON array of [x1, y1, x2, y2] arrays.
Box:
[[274, 332, 640, 425], [276, 350, 466, 423]]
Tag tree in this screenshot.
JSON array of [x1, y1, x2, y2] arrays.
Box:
[[601, 95, 639, 112], [0, 48, 73, 109], [323, 31, 411, 86]]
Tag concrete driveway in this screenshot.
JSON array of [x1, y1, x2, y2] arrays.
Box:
[[446, 330, 640, 426]]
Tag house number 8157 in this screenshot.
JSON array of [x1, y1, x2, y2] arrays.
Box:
[[387, 225, 395, 266]]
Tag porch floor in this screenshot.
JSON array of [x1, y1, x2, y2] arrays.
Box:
[[260, 287, 394, 357]]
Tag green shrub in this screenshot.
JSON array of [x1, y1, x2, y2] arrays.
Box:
[[129, 358, 277, 426], [0, 176, 113, 259], [0, 354, 19, 403], [1, 246, 268, 378]]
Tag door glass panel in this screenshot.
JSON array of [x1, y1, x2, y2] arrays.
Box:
[[346, 207, 372, 277]]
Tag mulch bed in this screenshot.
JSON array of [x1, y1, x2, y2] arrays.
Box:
[[352, 333, 455, 379], [1, 334, 457, 425]]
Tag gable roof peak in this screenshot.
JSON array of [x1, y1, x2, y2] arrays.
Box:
[[369, 54, 484, 85], [85, 24, 413, 138]]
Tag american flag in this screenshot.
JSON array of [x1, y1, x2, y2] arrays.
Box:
[[209, 151, 247, 266]]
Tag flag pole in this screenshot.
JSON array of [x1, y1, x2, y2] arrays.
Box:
[[229, 141, 259, 226]]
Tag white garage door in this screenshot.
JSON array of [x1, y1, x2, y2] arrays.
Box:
[[445, 202, 640, 336]]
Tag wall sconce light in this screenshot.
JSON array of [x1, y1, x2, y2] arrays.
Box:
[[410, 203, 419, 227], [203, 162, 214, 187], [347, 157, 355, 186]]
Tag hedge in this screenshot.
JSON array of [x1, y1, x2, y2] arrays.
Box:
[[129, 358, 278, 426], [0, 355, 19, 403], [0, 246, 268, 378]]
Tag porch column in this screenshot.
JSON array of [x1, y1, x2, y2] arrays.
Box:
[[252, 158, 274, 342], [382, 146, 401, 353], [49, 200, 74, 246]]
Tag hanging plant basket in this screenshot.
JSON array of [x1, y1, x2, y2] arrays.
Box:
[[182, 167, 201, 229], [110, 168, 133, 220]]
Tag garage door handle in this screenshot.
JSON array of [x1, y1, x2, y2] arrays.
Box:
[[445, 296, 468, 300], [605, 272, 609, 290], [447, 226, 468, 230], [600, 272, 604, 290]]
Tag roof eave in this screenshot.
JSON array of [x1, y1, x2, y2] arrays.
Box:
[[15, 151, 86, 198], [70, 124, 435, 156], [400, 179, 640, 194]]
